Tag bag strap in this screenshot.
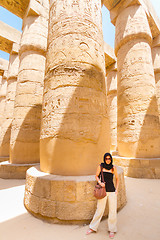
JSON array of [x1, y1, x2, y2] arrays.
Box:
[[100, 165, 105, 183]]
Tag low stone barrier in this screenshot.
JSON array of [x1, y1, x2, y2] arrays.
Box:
[[113, 155, 160, 178], [0, 161, 39, 179]]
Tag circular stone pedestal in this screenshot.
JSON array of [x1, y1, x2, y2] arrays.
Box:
[[24, 166, 127, 224], [113, 155, 160, 178], [0, 161, 40, 179]]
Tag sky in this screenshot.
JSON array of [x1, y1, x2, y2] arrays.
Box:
[[0, 0, 160, 61]]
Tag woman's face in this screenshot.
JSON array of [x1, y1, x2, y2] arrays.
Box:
[[105, 156, 111, 164]]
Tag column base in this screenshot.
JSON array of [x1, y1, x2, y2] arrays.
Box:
[[24, 165, 127, 224], [0, 161, 40, 179], [113, 155, 160, 178]]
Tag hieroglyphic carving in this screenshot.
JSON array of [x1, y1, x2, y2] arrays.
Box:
[[40, 0, 109, 176]]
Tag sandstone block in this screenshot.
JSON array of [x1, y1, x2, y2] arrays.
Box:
[[24, 190, 40, 214], [39, 198, 56, 218], [56, 201, 96, 221], [76, 181, 96, 201]]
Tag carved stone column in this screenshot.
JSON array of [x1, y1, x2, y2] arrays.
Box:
[[0, 73, 3, 128], [113, 5, 160, 178], [24, 0, 127, 223], [0, 71, 8, 129], [152, 35, 160, 121], [106, 64, 117, 152], [10, 1, 49, 164], [0, 44, 19, 158], [40, 0, 109, 176]]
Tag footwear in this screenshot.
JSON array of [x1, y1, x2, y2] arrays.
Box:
[[109, 232, 114, 238], [86, 228, 95, 235]]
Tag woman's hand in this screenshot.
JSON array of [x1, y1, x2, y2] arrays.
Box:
[[99, 182, 105, 188]]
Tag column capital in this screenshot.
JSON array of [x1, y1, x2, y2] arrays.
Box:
[[103, 0, 160, 39]]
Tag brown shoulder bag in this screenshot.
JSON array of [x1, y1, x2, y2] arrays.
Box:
[[93, 165, 106, 199]]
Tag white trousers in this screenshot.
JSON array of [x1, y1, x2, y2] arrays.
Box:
[[89, 192, 117, 232]]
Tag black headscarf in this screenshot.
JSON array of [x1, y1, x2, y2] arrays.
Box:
[[101, 152, 113, 170]]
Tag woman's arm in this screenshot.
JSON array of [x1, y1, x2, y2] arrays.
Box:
[[95, 165, 105, 188], [114, 166, 119, 194]]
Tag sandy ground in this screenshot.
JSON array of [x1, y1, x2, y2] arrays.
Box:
[[0, 177, 160, 240]]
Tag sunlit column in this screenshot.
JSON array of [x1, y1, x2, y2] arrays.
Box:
[[115, 5, 160, 158], [10, 1, 49, 164], [40, 0, 109, 175], [0, 71, 8, 129], [0, 44, 19, 157], [106, 65, 117, 151], [152, 35, 160, 121]]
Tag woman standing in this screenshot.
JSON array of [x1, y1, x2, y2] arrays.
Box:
[[86, 153, 119, 239]]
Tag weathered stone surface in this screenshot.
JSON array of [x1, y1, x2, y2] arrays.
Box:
[[10, 3, 49, 164], [56, 200, 96, 220], [0, 49, 19, 157], [152, 46, 160, 73], [0, 71, 7, 128], [76, 180, 96, 201], [24, 190, 40, 213], [152, 42, 160, 122], [115, 4, 152, 55], [39, 198, 56, 218], [40, 0, 110, 176], [24, 165, 126, 223], [106, 67, 117, 151], [113, 155, 160, 178], [0, 160, 39, 179], [115, 5, 160, 158], [104, 0, 160, 39]]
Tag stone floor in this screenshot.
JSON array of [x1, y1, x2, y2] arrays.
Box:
[[0, 177, 160, 240]]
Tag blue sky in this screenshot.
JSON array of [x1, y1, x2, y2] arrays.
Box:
[[0, 0, 160, 61]]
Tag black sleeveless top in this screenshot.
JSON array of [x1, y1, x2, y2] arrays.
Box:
[[99, 169, 115, 192]]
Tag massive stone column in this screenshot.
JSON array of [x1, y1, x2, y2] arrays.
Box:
[[0, 71, 8, 129], [0, 43, 19, 158], [24, 0, 126, 223], [10, 1, 49, 164], [0, 74, 2, 89], [152, 35, 160, 121], [40, 0, 109, 176], [113, 4, 160, 178], [106, 64, 117, 152], [0, 73, 4, 136]]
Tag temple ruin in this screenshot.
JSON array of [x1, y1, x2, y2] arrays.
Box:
[[0, 0, 159, 223]]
